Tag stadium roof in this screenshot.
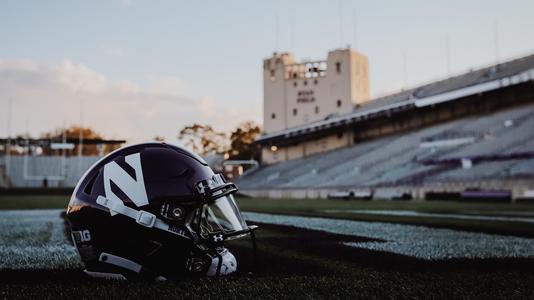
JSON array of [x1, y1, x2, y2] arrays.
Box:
[[256, 52, 534, 145]]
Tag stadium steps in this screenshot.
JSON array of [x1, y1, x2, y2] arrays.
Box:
[[238, 102, 534, 190], [0, 156, 99, 188]]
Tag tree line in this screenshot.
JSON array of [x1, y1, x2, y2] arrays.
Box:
[[5, 121, 261, 160], [178, 121, 261, 160]]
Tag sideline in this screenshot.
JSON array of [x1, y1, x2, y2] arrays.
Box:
[[321, 209, 534, 224]]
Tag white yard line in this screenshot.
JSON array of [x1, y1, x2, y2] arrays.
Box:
[[244, 212, 534, 260], [321, 209, 534, 224], [0, 209, 81, 270]]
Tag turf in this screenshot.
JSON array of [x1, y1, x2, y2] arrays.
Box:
[[1, 195, 534, 299], [235, 197, 534, 215], [0, 195, 70, 210], [236, 197, 534, 237], [1, 223, 534, 299], [2, 195, 534, 236]]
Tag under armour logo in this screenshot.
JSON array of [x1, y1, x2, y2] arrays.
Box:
[[213, 234, 224, 242]]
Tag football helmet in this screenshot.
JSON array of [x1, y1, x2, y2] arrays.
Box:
[[66, 142, 257, 281]]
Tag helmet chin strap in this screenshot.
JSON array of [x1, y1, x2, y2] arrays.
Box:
[[88, 252, 167, 282], [96, 196, 191, 240]]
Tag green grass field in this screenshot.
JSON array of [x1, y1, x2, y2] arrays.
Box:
[[3, 195, 533, 236], [1, 195, 534, 299], [236, 197, 534, 237], [0, 195, 69, 210]]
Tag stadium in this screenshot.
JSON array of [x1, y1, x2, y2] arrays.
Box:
[[1, 2, 534, 299], [239, 51, 534, 202]]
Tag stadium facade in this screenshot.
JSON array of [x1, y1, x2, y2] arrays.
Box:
[[241, 50, 534, 200], [262, 48, 370, 163], [258, 49, 534, 165]]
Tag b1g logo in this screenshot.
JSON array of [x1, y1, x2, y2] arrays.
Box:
[[72, 230, 92, 243], [103, 153, 148, 210]]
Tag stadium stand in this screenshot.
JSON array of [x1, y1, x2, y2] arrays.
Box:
[[238, 103, 534, 199], [0, 156, 99, 188], [0, 138, 124, 188], [257, 53, 534, 145]]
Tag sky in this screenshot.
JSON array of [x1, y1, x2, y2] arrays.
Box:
[[1, 0, 533, 144]]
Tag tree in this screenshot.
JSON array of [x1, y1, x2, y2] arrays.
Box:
[[177, 121, 261, 159], [178, 124, 228, 155], [228, 121, 261, 160]]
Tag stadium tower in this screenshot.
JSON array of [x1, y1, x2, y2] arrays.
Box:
[[262, 48, 370, 163]]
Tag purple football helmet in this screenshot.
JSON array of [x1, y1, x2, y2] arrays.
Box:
[[66, 142, 257, 281]]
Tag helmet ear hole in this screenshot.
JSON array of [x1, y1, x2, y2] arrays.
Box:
[[160, 201, 186, 222], [172, 207, 183, 219]]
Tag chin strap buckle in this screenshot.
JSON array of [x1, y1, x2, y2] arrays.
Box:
[[136, 211, 156, 228], [96, 195, 190, 240]]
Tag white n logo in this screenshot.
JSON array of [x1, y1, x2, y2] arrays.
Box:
[[103, 153, 148, 210]]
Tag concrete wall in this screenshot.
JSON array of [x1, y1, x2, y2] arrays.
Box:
[[261, 131, 353, 164], [240, 179, 534, 201], [263, 53, 294, 133]]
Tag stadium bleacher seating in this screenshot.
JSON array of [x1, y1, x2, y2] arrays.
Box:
[[0, 156, 99, 188], [238, 103, 534, 190]]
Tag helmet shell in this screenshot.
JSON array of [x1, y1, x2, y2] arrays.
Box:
[[69, 142, 212, 210], [66, 142, 217, 278]]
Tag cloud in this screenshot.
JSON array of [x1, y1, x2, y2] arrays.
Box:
[[56, 59, 108, 93], [145, 75, 188, 97], [0, 59, 252, 143]]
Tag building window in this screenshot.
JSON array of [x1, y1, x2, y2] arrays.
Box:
[[314, 79, 318, 85], [303, 80, 308, 86], [271, 113, 276, 119], [315, 106, 319, 114], [337, 99, 342, 107], [293, 108, 297, 116], [270, 69, 275, 81], [293, 81, 297, 87], [336, 62, 341, 74], [337, 132, 343, 139]]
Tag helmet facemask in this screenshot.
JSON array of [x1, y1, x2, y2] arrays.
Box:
[[180, 174, 258, 276], [190, 174, 256, 245]]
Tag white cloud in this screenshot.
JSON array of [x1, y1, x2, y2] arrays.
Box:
[[145, 75, 188, 97], [55, 59, 108, 93], [0, 59, 252, 143]]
